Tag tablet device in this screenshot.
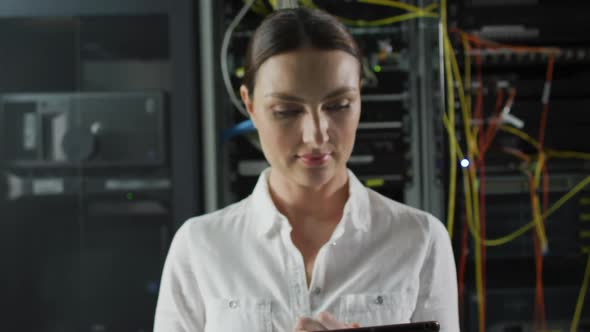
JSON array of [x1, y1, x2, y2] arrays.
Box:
[[314, 321, 440, 332]]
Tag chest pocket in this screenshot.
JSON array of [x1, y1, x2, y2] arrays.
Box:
[[204, 297, 272, 332], [339, 291, 413, 327]]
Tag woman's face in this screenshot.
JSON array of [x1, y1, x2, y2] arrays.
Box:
[[240, 49, 361, 189]]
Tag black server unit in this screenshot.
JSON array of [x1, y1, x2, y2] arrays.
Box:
[[0, 1, 200, 332], [447, 0, 590, 330]]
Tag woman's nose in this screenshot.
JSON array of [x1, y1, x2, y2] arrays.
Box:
[[302, 111, 329, 147]]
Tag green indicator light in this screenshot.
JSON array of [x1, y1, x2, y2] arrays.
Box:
[[235, 67, 245, 78], [365, 178, 385, 188], [373, 65, 382, 72], [127, 193, 134, 200]]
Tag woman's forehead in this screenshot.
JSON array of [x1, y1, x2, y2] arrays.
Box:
[[254, 49, 360, 97]]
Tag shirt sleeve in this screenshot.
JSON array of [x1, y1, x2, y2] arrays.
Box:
[[410, 215, 460, 332], [154, 223, 205, 332]]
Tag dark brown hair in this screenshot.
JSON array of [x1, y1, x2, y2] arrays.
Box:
[[243, 7, 361, 95]]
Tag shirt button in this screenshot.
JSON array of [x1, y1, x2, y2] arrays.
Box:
[[229, 300, 239, 309], [313, 287, 321, 295], [375, 295, 384, 305], [330, 241, 337, 246]]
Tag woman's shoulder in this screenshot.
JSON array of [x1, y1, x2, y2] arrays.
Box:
[[366, 188, 448, 240], [172, 197, 252, 245]]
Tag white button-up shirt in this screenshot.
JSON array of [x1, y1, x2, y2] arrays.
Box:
[[154, 169, 459, 332]]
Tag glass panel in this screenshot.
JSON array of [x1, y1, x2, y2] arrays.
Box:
[[1, 14, 171, 332]]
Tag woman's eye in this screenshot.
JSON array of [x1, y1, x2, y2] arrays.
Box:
[[273, 109, 303, 118], [324, 103, 350, 112]]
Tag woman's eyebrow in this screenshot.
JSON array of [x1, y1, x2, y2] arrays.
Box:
[[264, 92, 304, 102], [321, 86, 357, 100], [264, 87, 357, 102]]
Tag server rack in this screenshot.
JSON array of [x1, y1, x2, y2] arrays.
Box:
[[0, 1, 201, 331], [446, 0, 590, 330]]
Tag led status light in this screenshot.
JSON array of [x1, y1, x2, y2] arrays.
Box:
[[460, 158, 470, 168]]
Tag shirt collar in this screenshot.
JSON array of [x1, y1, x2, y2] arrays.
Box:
[[250, 168, 287, 237], [345, 169, 371, 233], [250, 168, 371, 237]]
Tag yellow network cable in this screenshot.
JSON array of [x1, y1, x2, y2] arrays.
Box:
[[571, 253, 590, 332], [548, 150, 590, 160], [532, 179, 549, 253], [442, 4, 477, 327], [441, 2, 484, 331], [452, 30, 479, 156], [338, 11, 437, 27], [445, 26, 485, 330], [443, 113, 463, 158], [358, 0, 436, 14], [446, 35, 470, 146], [532, 152, 549, 252], [461, 167, 475, 245], [534, 151, 545, 188], [473, 188, 484, 332], [448, 33, 475, 154], [299, 0, 318, 8], [448, 33, 484, 263], [441, 0, 457, 241], [462, 174, 590, 247], [445, 116, 590, 248], [499, 125, 540, 149], [445, 108, 486, 332], [442, 114, 478, 246], [448, 118, 485, 332], [423, 3, 439, 13], [449, 35, 482, 269], [468, 145, 484, 332], [462, 34, 473, 131], [301, 0, 438, 27], [255, 2, 272, 15], [443, 13, 590, 332], [444, 25, 484, 257], [499, 125, 590, 161], [243, 0, 272, 15], [446, 38, 485, 332]]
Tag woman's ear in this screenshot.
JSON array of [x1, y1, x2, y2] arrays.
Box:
[[240, 85, 255, 118]]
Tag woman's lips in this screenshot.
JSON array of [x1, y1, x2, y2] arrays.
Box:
[[298, 153, 332, 167]]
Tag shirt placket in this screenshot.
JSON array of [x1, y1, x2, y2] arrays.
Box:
[[282, 218, 351, 319], [310, 220, 347, 315], [308, 246, 327, 313], [280, 228, 311, 318]]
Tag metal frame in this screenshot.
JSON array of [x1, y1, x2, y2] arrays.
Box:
[[169, 0, 202, 227], [405, 16, 423, 211], [417, 0, 445, 220], [199, 0, 220, 213], [405, 0, 445, 219]]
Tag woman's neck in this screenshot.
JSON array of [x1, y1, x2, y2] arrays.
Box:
[[268, 168, 349, 224]]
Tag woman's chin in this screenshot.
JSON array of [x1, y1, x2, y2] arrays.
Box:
[[294, 164, 345, 189]]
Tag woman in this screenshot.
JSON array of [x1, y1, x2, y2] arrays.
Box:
[[154, 7, 459, 332]]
